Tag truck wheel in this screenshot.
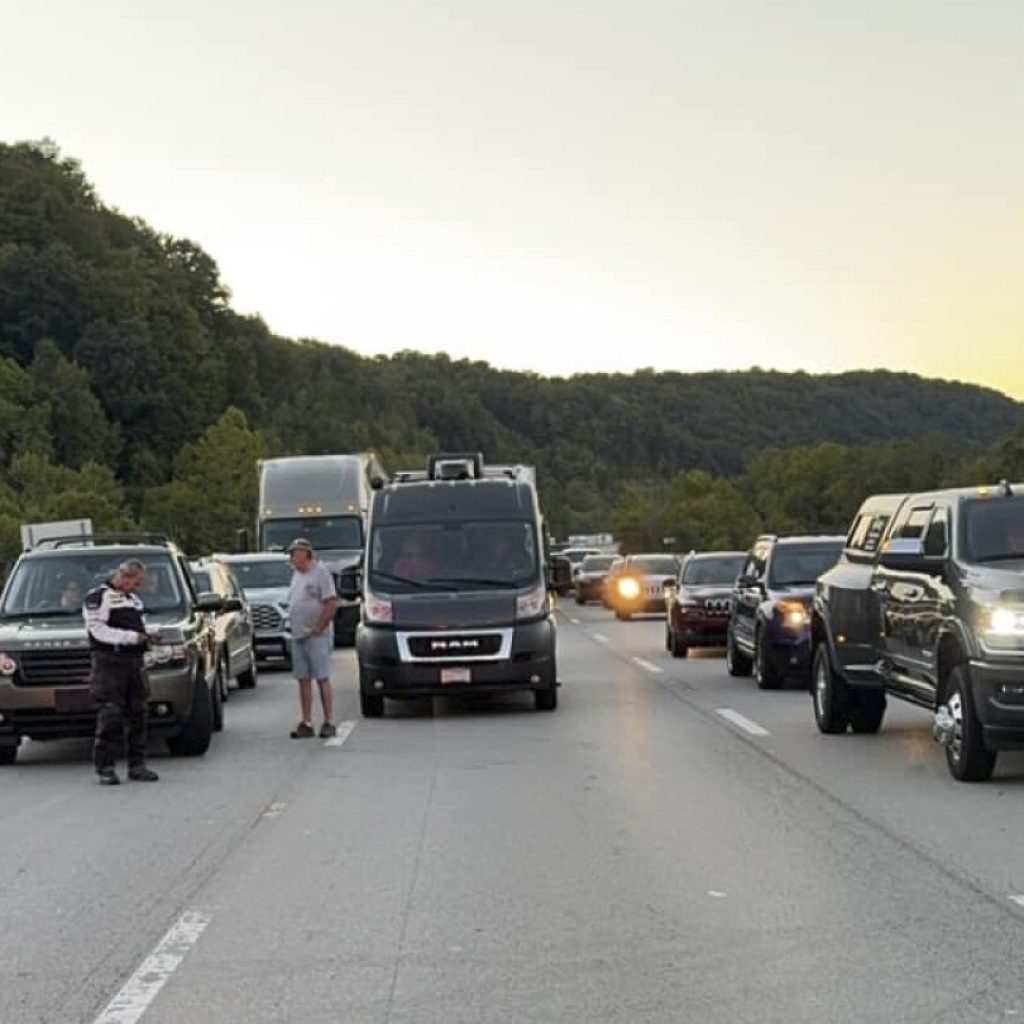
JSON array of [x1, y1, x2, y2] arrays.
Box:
[[360, 691, 384, 718], [168, 669, 214, 756], [812, 644, 850, 734], [849, 690, 886, 734], [615, 610, 631, 621], [945, 665, 996, 782], [726, 630, 752, 677], [0, 741, 19, 765], [754, 629, 783, 690], [534, 673, 558, 711]]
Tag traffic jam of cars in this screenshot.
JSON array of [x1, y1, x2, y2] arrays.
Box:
[[568, 480, 1024, 782]]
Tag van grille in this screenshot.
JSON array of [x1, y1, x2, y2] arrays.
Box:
[[407, 634, 503, 659]]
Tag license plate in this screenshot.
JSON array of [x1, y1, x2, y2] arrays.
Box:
[[440, 667, 472, 685], [55, 688, 95, 713]]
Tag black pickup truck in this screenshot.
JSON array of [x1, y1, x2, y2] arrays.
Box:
[[811, 482, 1024, 781]]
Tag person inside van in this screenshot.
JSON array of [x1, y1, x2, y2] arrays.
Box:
[[393, 532, 437, 579]]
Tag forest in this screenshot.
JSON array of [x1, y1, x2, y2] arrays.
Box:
[[2, 139, 1023, 561]]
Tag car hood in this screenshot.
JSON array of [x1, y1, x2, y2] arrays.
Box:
[[0, 610, 190, 647], [243, 586, 290, 605], [680, 585, 734, 601], [391, 591, 517, 631], [961, 562, 1024, 604], [770, 585, 816, 604]]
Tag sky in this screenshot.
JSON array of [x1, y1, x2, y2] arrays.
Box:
[[2, 1, 1023, 394]]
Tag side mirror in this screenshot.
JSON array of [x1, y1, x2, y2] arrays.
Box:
[[197, 593, 225, 614], [878, 538, 942, 572], [547, 556, 573, 590], [737, 573, 761, 590], [336, 566, 362, 601], [223, 597, 243, 613]]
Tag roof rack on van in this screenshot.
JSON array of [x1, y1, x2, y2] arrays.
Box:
[[41, 532, 172, 550]]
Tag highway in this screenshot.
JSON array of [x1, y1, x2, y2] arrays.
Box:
[[5, 601, 1024, 1023]]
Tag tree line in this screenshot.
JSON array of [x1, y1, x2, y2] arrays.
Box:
[[1, 139, 1022, 563]]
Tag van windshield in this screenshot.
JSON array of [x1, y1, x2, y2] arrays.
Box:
[[261, 516, 362, 552], [963, 497, 1024, 562], [1, 553, 185, 617], [369, 520, 539, 593]]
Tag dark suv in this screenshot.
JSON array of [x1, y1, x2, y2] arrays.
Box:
[[812, 482, 1024, 781], [574, 554, 617, 605], [0, 535, 230, 765], [727, 534, 844, 689], [665, 551, 745, 658]]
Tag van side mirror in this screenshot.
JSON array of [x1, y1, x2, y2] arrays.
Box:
[[547, 556, 572, 591]]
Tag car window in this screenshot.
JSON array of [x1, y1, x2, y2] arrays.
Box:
[[629, 556, 679, 576], [580, 555, 615, 571], [923, 507, 948, 557], [891, 504, 933, 541], [963, 497, 1024, 562], [682, 555, 745, 585], [768, 544, 843, 586]]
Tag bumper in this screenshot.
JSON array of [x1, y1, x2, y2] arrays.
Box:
[[254, 631, 290, 660], [576, 580, 605, 602], [763, 630, 813, 676], [969, 660, 1024, 749], [613, 597, 667, 615], [0, 665, 195, 741], [357, 618, 556, 698], [674, 621, 730, 647]]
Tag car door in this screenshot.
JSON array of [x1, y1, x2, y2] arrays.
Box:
[[732, 542, 768, 654], [225, 570, 253, 669]]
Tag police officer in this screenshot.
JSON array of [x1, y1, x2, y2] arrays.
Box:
[[84, 559, 160, 785]]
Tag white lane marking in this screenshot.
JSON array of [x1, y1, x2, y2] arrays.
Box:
[[592, 632, 610, 644], [708, 891, 728, 899], [261, 801, 287, 819], [568, 617, 580, 625], [632, 657, 663, 675], [93, 910, 211, 1024], [324, 720, 357, 748], [716, 708, 770, 737], [1009, 895, 1024, 908]]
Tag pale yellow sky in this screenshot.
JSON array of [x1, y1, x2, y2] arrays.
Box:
[[2, 1, 1022, 394]]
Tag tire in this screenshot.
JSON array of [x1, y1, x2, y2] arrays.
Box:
[[575, 595, 585, 606], [812, 643, 850, 734], [211, 658, 225, 733], [726, 629, 752, 677], [360, 691, 384, 718], [754, 629, 783, 690], [615, 610, 631, 621], [670, 630, 688, 659], [0, 742, 19, 765], [534, 673, 558, 711], [944, 665, 997, 782], [168, 669, 214, 756], [237, 653, 258, 690], [849, 690, 886, 734]]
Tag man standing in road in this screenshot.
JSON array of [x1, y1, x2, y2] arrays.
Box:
[[286, 538, 339, 738], [84, 559, 160, 785]]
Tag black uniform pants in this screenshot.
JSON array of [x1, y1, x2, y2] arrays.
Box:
[[90, 652, 148, 770]]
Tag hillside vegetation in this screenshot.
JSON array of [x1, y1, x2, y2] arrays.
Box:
[[2, 139, 1022, 559]]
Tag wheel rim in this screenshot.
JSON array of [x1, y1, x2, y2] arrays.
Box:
[[815, 658, 828, 718], [948, 690, 964, 764]]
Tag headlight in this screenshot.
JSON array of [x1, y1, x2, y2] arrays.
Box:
[[617, 577, 641, 600], [981, 606, 1024, 651], [363, 592, 392, 624], [517, 583, 548, 620], [777, 600, 809, 629], [0, 653, 16, 677], [145, 644, 187, 667]]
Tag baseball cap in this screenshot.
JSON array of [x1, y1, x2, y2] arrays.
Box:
[[286, 537, 314, 554]]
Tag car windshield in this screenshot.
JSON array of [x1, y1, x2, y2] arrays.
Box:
[[580, 555, 615, 572], [963, 497, 1024, 562], [769, 544, 842, 586], [262, 516, 362, 552], [682, 555, 745, 585], [0, 553, 185, 617], [222, 559, 292, 589], [369, 519, 539, 592], [629, 556, 679, 576]]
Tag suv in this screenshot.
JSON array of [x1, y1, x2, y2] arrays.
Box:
[[812, 482, 1024, 782], [0, 535, 230, 764], [665, 550, 745, 658], [608, 553, 681, 620], [216, 552, 292, 665], [575, 554, 617, 605], [727, 534, 844, 689], [190, 558, 258, 700]]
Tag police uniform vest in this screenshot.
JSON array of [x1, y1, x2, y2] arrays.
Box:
[[84, 584, 146, 655]]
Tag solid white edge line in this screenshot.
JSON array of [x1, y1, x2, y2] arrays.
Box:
[[93, 910, 211, 1024], [1010, 895, 1024, 908], [716, 708, 770, 737], [324, 720, 357, 747], [632, 657, 663, 675], [592, 633, 610, 644]]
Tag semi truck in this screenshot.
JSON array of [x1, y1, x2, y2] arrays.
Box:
[[257, 453, 387, 644]]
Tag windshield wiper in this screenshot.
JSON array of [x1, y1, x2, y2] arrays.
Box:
[[370, 570, 454, 591], [973, 552, 1024, 563], [426, 576, 521, 589], [0, 610, 81, 620]]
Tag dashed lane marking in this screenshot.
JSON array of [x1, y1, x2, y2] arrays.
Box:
[[632, 657, 663, 675], [715, 708, 770, 737], [92, 910, 211, 1024], [591, 633, 610, 644], [324, 720, 357, 748]]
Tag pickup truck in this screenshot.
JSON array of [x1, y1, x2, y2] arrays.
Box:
[[811, 482, 1024, 781]]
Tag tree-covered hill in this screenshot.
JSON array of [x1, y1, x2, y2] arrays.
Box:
[[1, 139, 1022, 557]]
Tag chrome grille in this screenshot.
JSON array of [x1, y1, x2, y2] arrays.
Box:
[[16, 649, 93, 686], [251, 604, 284, 631], [704, 598, 731, 616]]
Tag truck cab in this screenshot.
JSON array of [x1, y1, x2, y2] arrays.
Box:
[[355, 453, 558, 716]]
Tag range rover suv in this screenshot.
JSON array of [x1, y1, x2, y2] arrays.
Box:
[[0, 534, 229, 765]]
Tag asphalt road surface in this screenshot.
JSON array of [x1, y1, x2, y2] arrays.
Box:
[[6, 601, 1024, 1023]]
